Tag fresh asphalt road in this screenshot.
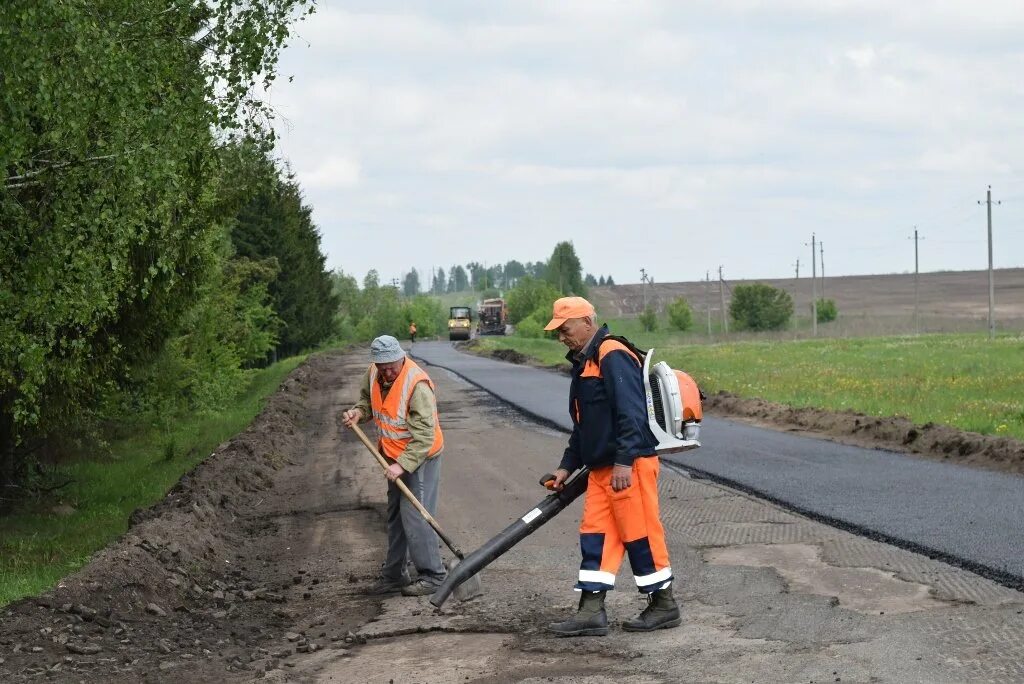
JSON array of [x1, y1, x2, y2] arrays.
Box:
[[411, 340, 1024, 586]]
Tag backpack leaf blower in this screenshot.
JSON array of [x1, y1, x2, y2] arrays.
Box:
[[429, 343, 702, 608]]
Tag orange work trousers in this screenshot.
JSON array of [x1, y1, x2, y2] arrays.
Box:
[[576, 455, 672, 593]]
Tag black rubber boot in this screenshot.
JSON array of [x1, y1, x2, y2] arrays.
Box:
[[622, 586, 681, 632], [546, 591, 609, 637]]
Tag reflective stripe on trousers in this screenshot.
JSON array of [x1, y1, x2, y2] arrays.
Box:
[[575, 456, 672, 593]]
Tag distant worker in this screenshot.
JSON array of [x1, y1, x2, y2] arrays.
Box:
[[340, 335, 445, 596], [409, 321, 417, 343], [543, 297, 680, 636]]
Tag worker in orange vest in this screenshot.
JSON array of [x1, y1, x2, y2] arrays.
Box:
[[409, 321, 417, 343], [341, 335, 445, 597]]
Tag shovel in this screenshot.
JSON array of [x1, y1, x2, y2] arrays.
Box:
[[349, 423, 483, 602]]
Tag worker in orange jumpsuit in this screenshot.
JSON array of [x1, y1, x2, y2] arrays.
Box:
[[544, 297, 680, 636]]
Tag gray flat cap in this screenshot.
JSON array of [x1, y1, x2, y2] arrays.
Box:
[[370, 335, 406, 364]]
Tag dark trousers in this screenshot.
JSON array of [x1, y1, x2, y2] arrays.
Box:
[[380, 455, 445, 584]]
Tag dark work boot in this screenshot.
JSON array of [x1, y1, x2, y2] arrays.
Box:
[[622, 586, 681, 632], [546, 591, 609, 637]]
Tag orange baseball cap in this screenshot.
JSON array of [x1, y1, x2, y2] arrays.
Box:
[[544, 296, 596, 331]]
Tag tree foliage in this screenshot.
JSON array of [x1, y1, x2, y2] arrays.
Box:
[[0, 0, 313, 495], [729, 284, 794, 331], [638, 307, 659, 332], [332, 272, 446, 343], [403, 269, 420, 297], [447, 265, 469, 292], [431, 267, 446, 295], [545, 242, 586, 296], [231, 155, 339, 358], [816, 298, 838, 323], [506, 277, 561, 325], [667, 297, 694, 331], [503, 260, 527, 286]]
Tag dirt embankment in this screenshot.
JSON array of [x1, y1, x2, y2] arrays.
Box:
[[0, 354, 369, 682], [469, 344, 1024, 476]]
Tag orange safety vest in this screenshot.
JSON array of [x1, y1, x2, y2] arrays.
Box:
[[369, 358, 444, 460]]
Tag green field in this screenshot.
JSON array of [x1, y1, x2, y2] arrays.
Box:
[[474, 328, 1024, 441], [0, 355, 306, 607]]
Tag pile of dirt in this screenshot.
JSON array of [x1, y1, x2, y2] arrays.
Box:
[[705, 391, 1024, 475], [0, 356, 333, 681], [463, 342, 570, 376], [489, 348, 531, 365]]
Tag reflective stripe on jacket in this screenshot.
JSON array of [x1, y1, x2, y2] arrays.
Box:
[[370, 358, 444, 460], [559, 326, 658, 472]]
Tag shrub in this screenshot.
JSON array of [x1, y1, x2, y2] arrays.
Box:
[[816, 298, 838, 323], [506, 276, 561, 324], [667, 297, 693, 331], [638, 307, 659, 332], [729, 283, 794, 331], [515, 317, 544, 339]]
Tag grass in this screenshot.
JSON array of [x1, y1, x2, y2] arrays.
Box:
[[474, 325, 1024, 442], [0, 355, 305, 608]]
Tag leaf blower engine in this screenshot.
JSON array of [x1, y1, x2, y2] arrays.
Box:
[[429, 347, 702, 607], [643, 350, 703, 453]]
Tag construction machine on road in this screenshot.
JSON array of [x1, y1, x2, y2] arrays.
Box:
[[477, 298, 508, 336], [448, 306, 473, 341]]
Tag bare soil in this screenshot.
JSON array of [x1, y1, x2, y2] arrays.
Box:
[[589, 267, 1024, 335], [0, 352, 382, 682]]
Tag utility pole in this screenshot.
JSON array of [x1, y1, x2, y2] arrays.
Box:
[[705, 270, 712, 336], [819, 242, 825, 299], [807, 233, 817, 336], [909, 227, 922, 334], [640, 268, 650, 312], [978, 186, 1000, 339], [718, 266, 729, 334], [794, 258, 799, 279]]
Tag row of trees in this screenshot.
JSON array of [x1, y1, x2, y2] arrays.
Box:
[[400, 255, 616, 297], [334, 270, 447, 342], [0, 0, 325, 499]]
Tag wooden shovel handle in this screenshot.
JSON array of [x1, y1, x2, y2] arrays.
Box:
[[349, 422, 464, 558]]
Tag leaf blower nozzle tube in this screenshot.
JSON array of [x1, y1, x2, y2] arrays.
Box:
[[429, 468, 590, 608]]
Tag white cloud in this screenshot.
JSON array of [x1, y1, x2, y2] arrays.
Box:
[[297, 155, 362, 189], [271, 0, 1024, 282]]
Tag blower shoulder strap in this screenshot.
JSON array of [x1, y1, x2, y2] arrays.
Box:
[[599, 334, 648, 362]]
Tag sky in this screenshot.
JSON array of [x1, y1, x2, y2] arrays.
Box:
[[267, 0, 1024, 287]]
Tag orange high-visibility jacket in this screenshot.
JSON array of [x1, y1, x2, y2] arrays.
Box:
[[369, 358, 443, 460]]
